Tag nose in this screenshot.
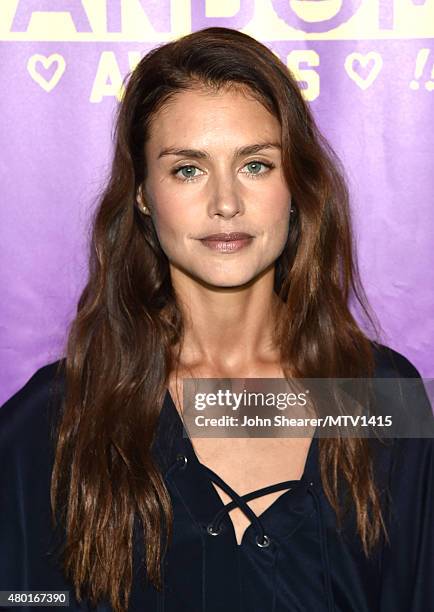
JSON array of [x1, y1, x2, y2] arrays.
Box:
[[207, 173, 243, 219]]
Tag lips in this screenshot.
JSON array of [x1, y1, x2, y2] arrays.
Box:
[[199, 232, 253, 241], [198, 232, 254, 253]]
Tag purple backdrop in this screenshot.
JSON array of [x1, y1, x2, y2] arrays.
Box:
[[1, 1, 433, 404]]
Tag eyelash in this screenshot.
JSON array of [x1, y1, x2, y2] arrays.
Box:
[[171, 160, 275, 183]]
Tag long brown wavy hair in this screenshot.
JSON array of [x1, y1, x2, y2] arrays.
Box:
[[50, 26, 387, 612]]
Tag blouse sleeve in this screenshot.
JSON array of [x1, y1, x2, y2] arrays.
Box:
[[378, 436, 434, 611], [0, 361, 69, 596], [376, 347, 434, 610]]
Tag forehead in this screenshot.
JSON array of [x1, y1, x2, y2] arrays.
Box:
[[145, 85, 281, 150]]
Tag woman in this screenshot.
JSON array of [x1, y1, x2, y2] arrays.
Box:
[[0, 27, 433, 612]]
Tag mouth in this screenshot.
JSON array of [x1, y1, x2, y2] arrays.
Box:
[[197, 232, 254, 253]]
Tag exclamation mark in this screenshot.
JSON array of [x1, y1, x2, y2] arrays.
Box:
[[426, 62, 434, 92], [410, 49, 430, 90]]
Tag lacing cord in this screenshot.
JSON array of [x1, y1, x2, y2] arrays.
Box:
[[204, 466, 292, 546], [166, 453, 334, 605], [201, 464, 296, 548], [201, 464, 268, 546], [167, 453, 295, 548]]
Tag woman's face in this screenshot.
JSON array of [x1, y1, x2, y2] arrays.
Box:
[[142, 85, 291, 289]]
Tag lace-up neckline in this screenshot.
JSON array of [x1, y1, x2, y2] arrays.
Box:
[[162, 389, 319, 549]]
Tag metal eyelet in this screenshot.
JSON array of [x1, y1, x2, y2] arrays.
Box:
[[176, 454, 188, 469], [207, 523, 222, 536], [255, 534, 271, 548]]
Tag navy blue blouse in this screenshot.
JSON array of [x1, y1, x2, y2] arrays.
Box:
[[0, 343, 433, 611]]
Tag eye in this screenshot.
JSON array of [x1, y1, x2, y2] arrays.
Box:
[[241, 160, 275, 179], [172, 165, 204, 182]]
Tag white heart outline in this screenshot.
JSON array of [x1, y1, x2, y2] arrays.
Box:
[[27, 53, 66, 92], [344, 52, 383, 90]]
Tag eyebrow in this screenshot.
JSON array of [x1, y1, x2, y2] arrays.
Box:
[[157, 142, 281, 160]]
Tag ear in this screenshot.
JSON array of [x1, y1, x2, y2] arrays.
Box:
[[136, 185, 144, 206], [136, 185, 153, 216]]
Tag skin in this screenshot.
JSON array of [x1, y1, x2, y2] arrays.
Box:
[[141, 85, 292, 379], [140, 85, 313, 546]]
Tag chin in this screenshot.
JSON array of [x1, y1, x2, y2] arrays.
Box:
[[171, 259, 268, 289], [197, 272, 258, 289]]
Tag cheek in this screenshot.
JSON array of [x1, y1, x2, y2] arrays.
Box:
[[151, 192, 196, 252], [257, 189, 291, 229], [258, 194, 291, 252], [149, 183, 182, 230], [266, 215, 291, 251]]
